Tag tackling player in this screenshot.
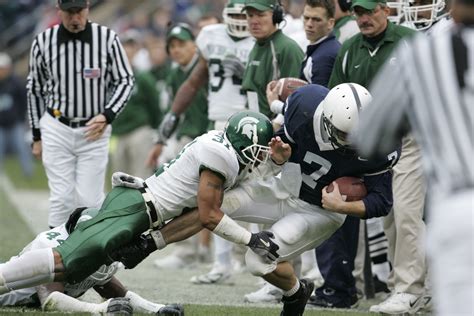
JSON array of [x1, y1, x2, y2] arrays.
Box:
[[111, 83, 400, 316], [0, 207, 183, 315], [0, 111, 280, 308]]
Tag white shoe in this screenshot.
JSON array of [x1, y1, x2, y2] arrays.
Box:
[[302, 267, 324, 289], [376, 292, 421, 314], [244, 282, 283, 303], [369, 302, 382, 313], [190, 265, 233, 285], [154, 255, 191, 269]]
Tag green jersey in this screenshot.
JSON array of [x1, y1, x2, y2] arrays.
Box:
[[329, 21, 416, 88], [112, 70, 161, 136], [166, 55, 209, 139], [242, 30, 304, 117]]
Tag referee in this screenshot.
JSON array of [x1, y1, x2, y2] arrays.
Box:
[[354, 0, 473, 314], [27, 0, 134, 228]]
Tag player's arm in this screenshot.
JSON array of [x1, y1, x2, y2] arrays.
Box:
[[321, 171, 393, 218], [198, 169, 280, 262], [154, 56, 209, 144], [321, 183, 367, 217]]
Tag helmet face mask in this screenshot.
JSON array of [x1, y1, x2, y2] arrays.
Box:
[[223, 0, 250, 38], [224, 111, 273, 168], [319, 83, 373, 152], [403, 0, 446, 30]]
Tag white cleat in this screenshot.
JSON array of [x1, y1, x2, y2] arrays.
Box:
[[190, 265, 233, 285], [244, 282, 283, 303], [153, 255, 192, 270], [302, 266, 324, 289], [375, 292, 421, 314]]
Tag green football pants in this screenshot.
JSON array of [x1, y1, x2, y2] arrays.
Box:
[[56, 187, 150, 283]]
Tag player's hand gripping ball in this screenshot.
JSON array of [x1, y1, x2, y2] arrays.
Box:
[[326, 176, 367, 201]]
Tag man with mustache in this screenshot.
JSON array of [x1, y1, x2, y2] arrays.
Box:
[[308, 0, 415, 309]]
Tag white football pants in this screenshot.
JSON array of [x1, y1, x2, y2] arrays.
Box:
[[40, 114, 110, 227]]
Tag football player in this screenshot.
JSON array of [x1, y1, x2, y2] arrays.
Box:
[[0, 111, 280, 308], [148, 0, 255, 156], [112, 83, 400, 316], [0, 207, 182, 315]]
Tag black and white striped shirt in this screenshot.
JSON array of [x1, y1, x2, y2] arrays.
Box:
[[354, 25, 474, 196], [27, 21, 134, 140]]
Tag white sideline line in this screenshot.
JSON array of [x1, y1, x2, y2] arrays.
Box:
[[1, 174, 49, 235]]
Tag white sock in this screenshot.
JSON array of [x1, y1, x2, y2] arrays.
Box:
[[0, 248, 54, 291], [283, 279, 301, 297], [126, 290, 164, 313], [43, 291, 109, 313]]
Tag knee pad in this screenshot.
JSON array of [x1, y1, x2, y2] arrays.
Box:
[[245, 249, 277, 277], [272, 213, 308, 245]]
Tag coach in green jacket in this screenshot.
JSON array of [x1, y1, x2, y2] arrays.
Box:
[[241, 0, 304, 118], [311, 0, 416, 309]]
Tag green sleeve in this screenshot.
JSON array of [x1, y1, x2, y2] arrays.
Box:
[[279, 44, 304, 78], [139, 72, 162, 128], [328, 45, 347, 88]]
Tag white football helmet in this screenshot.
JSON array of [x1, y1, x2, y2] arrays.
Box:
[[402, 0, 447, 30], [320, 83, 372, 150], [223, 0, 250, 38], [387, 0, 405, 24]]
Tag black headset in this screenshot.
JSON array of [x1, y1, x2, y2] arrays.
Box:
[[272, 0, 284, 24], [338, 0, 352, 12]]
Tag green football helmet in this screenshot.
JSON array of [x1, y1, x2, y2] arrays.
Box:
[[223, 0, 249, 38], [224, 111, 273, 167], [66, 207, 100, 233]]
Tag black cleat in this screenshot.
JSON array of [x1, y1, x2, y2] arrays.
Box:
[[280, 279, 315, 316], [157, 303, 184, 316]]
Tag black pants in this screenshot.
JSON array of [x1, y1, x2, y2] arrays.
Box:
[[315, 216, 359, 307]]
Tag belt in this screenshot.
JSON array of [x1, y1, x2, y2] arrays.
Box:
[[139, 184, 160, 227], [47, 108, 89, 128]]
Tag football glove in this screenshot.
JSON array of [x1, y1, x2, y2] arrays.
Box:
[[109, 233, 157, 269], [222, 54, 245, 80], [106, 297, 133, 315], [157, 303, 185, 315], [247, 231, 280, 263], [156, 112, 179, 144], [111, 171, 145, 189]]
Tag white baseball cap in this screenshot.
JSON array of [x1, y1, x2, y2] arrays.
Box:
[[0, 53, 12, 68]]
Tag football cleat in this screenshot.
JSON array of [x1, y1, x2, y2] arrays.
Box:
[[156, 303, 184, 316], [280, 279, 315, 316]]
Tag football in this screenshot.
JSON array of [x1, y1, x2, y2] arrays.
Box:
[[326, 176, 367, 202], [276, 77, 308, 101]]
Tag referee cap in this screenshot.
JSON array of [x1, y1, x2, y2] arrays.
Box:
[[58, 0, 88, 10], [351, 0, 387, 10]]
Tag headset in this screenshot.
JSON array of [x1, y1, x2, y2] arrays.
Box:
[[272, 0, 284, 24], [338, 0, 352, 12]]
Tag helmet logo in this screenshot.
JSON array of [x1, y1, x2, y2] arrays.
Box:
[[237, 117, 259, 144]]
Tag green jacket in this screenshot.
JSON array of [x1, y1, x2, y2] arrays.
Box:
[[328, 21, 416, 88], [112, 70, 161, 136], [166, 56, 209, 139], [242, 30, 304, 117]]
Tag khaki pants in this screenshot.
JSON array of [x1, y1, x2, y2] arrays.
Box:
[[385, 134, 428, 295]]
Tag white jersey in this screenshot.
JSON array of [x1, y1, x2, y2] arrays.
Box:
[[0, 225, 118, 306], [196, 24, 254, 122], [145, 130, 240, 219]]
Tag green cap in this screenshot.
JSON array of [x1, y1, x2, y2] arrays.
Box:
[[166, 24, 194, 44], [351, 0, 386, 10], [243, 0, 278, 11]]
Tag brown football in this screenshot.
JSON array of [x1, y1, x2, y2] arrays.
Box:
[[326, 176, 367, 202], [277, 77, 308, 101]]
